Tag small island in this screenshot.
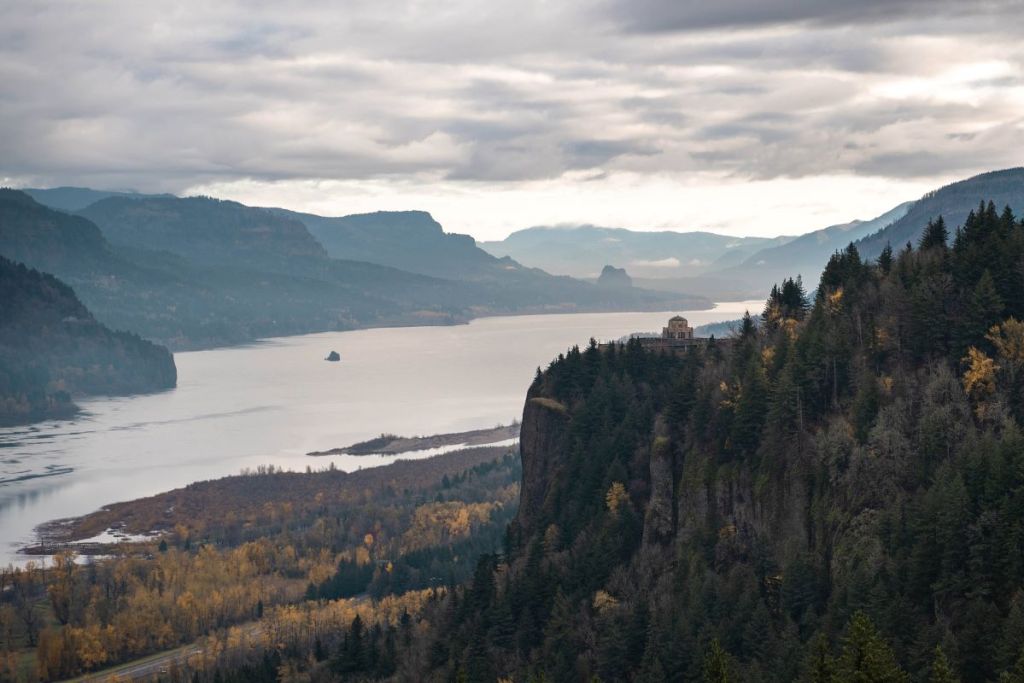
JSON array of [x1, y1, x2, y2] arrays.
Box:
[[308, 423, 519, 456], [325, 350, 341, 362]]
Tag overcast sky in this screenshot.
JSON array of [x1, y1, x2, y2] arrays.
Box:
[[2, 1, 1022, 239]]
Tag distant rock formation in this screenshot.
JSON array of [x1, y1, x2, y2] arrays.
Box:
[[325, 350, 340, 362], [597, 264, 632, 288]]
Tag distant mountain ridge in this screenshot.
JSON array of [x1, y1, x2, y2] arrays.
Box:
[[81, 196, 329, 274], [23, 186, 167, 212], [480, 225, 791, 280], [0, 254, 176, 425], [480, 168, 1024, 300], [4, 190, 708, 350], [855, 167, 1024, 258], [277, 208, 523, 280], [736, 201, 914, 272]]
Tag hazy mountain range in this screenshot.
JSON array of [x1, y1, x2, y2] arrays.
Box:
[[480, 227, 793, 280], [481, 167, 1024, 299], [8, 167, 1023, 356], [3, 190, 705, 351]]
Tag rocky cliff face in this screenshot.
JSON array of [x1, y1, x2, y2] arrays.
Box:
[[514, 394, 570, 535], [514, 384, 814, 574]]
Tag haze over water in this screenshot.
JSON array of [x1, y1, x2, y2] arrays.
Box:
[[0, 304, 758, 564]]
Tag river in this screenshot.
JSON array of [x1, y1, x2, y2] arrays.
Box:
[[0, 303, 760, 564]]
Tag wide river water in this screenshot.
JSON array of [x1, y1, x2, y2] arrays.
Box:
[[0, 302, 759, 564]]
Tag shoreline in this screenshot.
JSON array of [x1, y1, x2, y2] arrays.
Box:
[[307, 423, 520, 456]]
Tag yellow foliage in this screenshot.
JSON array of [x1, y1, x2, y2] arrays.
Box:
[[593, 590, 619, 613], [401, 501, 498, 551], [989, 318, 1024, 368], [963, 347, 998, 401], [605, 482, 629, 516]]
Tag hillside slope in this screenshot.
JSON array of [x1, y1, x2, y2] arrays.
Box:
[[1, 190, 471, 349], [856, 167, 1024, 259], [81, 196, 329, 274], [280, 209, 497, 279], [429, 201, 1024, 681], [0, 255, 176, 425], [718, 200, 914, 288]]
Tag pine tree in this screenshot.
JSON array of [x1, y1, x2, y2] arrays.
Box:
[[956, 270, 1004, 353], [833, 612, 909, 682], [543, 589, 577, 681], [704, 639, 731, 683], [731, 359, 768, 456], [920, 217, 950, 251], [878, 243, 894, 274], [800, 633, 834, 683], [1002, 648, 1024, 683], [851, 370, 880, 444], [929, 646, 959, 683]]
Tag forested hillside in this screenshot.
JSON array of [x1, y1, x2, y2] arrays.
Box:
[[80, 196, 329, 273], [856, 168, 1024, 260], [2, 446, 519, 681], [0, 255, 176, 425], [9, 200, 1024, 681], [428, 201, 1024, 681]]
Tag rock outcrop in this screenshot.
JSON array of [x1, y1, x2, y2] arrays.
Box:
[[596, 264, 632, 288]]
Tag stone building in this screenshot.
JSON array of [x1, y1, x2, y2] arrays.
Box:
[[662, 315, 694, 341], [599, 314, 718, 355]]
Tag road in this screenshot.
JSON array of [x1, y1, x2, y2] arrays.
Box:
[[66, 594, 368, 681], [69, 623, 262, 682]]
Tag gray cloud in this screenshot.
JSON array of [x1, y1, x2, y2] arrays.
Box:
[[0, 0, 1022, 195], [608, 0, 1024, 32]]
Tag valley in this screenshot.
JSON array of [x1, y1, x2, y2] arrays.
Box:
[[0, 304, 758, 566]]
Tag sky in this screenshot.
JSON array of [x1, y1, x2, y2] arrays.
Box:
[[2, 1, 1023, 240]]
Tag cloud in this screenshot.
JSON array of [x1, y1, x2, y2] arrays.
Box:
[[608, 0, 1023, 32], [630, 257, 682, 269], [0, 1, 1022, 238]]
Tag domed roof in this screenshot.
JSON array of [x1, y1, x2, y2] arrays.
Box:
[[669, 315, 687, 322]]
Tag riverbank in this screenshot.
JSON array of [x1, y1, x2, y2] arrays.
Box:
[[26, 444, 516, 556], [307, 423, 519, 456]]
